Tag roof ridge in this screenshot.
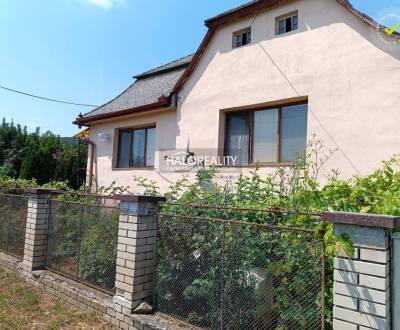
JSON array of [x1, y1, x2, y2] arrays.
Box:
[[133, 53, 194, 79]]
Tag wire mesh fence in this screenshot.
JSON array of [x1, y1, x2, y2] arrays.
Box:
[[155, 203, 325, 330], [46, 199, 119, 294], [0, 193, 28, 259]]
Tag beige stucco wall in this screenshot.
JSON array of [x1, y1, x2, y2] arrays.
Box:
[[88, 0, 400, 193], [87, 110, 187, 192]]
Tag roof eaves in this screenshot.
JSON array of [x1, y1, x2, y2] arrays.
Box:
[[205, 0, 399, 36], [176, 0, 399, 94], [205, 0, 289, 28], [74, 95, 171, 126], [205, 0, 258, 22], [172, 29, 216, 94], [336, 0, 400, 36]]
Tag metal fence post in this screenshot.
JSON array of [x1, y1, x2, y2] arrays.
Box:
[[22, 188, 52, 272], [111, 194, 165, 328]]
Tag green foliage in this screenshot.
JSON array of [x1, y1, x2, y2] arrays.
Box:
[[0, 118, 87, 189], [0, 157, 17, 178], [321, 157, 400, 215], [157, 212, 323, 329], [142, 138, 400, 328], [41, 180, 71, 191], [0, 193, 27, 257], [133, 176, 159, 196], [0, 177, 39, 189], [0, 118, 28, 178], [2, 125, 399, 327], [47, 198, 119, 292], [156, 168, 327, 328], [78, 207, 119, 290], [98, 181, 130, 196]]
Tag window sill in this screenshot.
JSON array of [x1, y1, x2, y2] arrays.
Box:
[[112, 167, 155, 171], [275, 29, 298, 38], [232, 42, 252, 50]]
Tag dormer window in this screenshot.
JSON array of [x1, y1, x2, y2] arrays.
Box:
[[277, 12, 298, 35], [233, 27, 251, 48]]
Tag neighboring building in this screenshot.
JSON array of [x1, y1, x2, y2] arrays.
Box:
[[75, 0, 400, 193]]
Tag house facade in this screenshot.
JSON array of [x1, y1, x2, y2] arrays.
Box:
[[75, 0, 400, 193]]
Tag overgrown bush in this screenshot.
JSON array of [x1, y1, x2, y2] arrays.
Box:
[[0, 118, 87, 188], [45, 187, 119, 292], [4, 134, 400, 328], [137, 138, 400, 329], [78, 206, 119, 290]]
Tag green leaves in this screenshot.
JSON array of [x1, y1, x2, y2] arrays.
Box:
[[0, 118, 87, 188], [334, 233, 354, 258]]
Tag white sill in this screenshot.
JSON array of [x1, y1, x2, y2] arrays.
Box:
[[275, 29, 298, 38]]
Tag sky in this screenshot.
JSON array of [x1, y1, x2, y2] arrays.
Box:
[[0, 0, 399, 137]]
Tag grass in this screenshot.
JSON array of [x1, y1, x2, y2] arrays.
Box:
[[0, 268, 113, 329]]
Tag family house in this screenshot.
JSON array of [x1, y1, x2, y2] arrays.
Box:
[[74, 0, 400, 193]]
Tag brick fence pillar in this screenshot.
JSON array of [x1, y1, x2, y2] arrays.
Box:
[[323, 212, 399, 330], [112, 195, 165, 327], [392, 232, 400, 330], [23, 188, 52, 271]]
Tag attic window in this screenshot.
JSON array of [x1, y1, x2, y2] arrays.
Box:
[[277, 12, 298, 35], [233, 27, 251, 48]]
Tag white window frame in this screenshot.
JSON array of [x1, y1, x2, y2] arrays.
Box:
[[276, 11, 298, 35], [232, 27, 252, 48]]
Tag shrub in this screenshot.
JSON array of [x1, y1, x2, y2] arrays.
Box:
[[151, 139, 400, 328]]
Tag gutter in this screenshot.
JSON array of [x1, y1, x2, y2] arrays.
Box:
[[73, 95, 171, 127]]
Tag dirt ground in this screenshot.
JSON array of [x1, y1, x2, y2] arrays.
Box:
[[0, 268, 113, 329]]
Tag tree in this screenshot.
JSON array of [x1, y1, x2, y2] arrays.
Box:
[[0, 118, 87, 188]]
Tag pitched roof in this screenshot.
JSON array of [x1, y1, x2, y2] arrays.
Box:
[[205, 0, 259, 25], [133, 54, 194, 79], [76, 0, 398, 125], [173, 0, 399, 93], [204, 0, 395, 32], [77, 54, 193, 124]]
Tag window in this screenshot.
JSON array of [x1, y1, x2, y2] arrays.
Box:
[[225, 112, 249, 164], [233, 27, 251, 48], [277, 12, 298, 35], [116, 127, 156, 168], [225, 103, 307, 164]]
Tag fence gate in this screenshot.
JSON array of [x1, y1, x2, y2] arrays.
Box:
[[154, 202, 325, 330]]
